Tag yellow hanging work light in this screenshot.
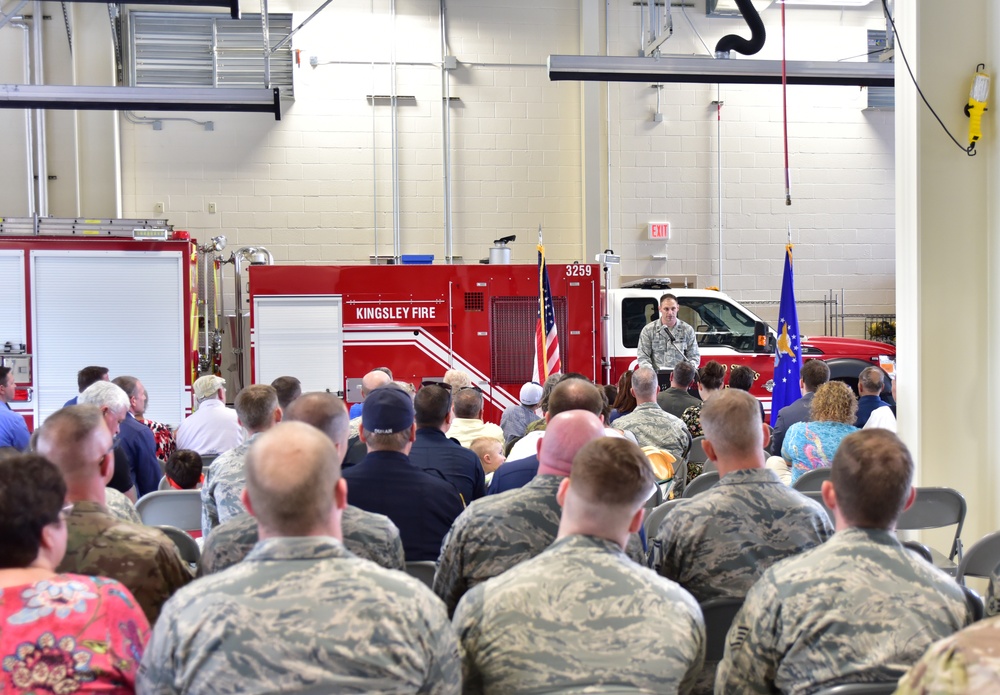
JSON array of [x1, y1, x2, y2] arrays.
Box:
[[964, 64, 990, 153]]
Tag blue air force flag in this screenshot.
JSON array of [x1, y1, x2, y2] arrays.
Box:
[[770, 245, 803, 427]]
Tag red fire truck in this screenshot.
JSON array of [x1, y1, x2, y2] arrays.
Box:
[[248, 263, 894, 421]]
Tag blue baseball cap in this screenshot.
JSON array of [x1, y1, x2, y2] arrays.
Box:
[[362, 387, 414, 435]]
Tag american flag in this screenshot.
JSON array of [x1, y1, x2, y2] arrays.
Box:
[[532, 236, 561, 383]]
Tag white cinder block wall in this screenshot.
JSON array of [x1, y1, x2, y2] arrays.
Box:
[[0, 0, 894, 338]]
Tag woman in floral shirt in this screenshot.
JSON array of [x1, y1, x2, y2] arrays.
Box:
[[0, 454, 149, 693]]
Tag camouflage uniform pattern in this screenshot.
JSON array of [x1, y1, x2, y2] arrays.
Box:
[[348, 415, 362, 440], [199, 506, 406, 576], [200, 435, 257, 537], [613, 401, 692, 460], [716, 528, 971, 695], [637, 318, 700, 371], [453, 534, 705, 694], [433, 475, 646, 616], [138, 536, 461, 694], [58, 500, 194, 624], [656, 467, 833, 602], [895, 615, 1000, 695], [105, 487, 142, 524]]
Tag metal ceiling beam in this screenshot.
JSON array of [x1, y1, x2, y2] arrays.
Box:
[[66, 0, 240, 19], [548, 54, 893, 87], [0, 85, 281, 120]]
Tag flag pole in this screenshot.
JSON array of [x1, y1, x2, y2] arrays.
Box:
[[537, 225, 547, 380]]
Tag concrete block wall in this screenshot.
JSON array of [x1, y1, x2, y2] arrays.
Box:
[[0, 0, 895, 338]]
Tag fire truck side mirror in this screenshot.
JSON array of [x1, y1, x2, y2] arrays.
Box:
[[753, 321, 773, 352]]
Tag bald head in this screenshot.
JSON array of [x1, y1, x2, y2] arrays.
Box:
[[36, 405, 112, 485], [700, 389, 767, 472], [547, 378, 604, 418], [630, 367, 658, 402], [361, 370, 392, 397], [245, 422, 341, 537], [537, 410, 605, 477], [284, 392, 351, 452]]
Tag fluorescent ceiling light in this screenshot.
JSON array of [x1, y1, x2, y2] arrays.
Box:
[[548, 54, 893, 87], [778, 0, 874, 6], [0, 85, 281, 120]]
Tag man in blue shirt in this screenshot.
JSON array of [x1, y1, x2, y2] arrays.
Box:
[[855, 366, 891, 428], [64, 365, 109, 407], [343, 386, 464, 561], [0, 366, 29, 450], [409, 383, 485, 505], [111, 376, 162, 497]]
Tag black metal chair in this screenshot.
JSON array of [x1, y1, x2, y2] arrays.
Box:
[[700, 597, 744, 661]]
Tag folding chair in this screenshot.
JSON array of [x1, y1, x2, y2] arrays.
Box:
[[962, 584, 985, 622], [682, 470, 720, 498], [154, 525, 201, 566], [135, 490, 203, 535], [700, 597, 744, 661], [896, 487, 966, 574], [688, 436, 709, 465], [955, 529, 1000, 585], [812, 684, 900, 695], [644, 499, 685, 539], [405, 561, 437, 588], [157, 476, 172, 491], [792, 467, 831, 493], [800, 490, 834, 525]]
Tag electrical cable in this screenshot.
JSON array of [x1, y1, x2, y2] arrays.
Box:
[[880, 0, 975, 156], [60, 2, 71, 55]]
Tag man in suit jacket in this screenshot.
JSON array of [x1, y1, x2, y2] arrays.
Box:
[[768, 359, 830, 457]]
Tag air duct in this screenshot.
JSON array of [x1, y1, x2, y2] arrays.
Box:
[[715, 0, 766, 57]]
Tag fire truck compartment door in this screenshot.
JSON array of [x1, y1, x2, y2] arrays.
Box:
[[253, 295, 344, 396]]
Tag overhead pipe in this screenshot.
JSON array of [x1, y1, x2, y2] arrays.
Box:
[[714, 0, 766, 58], [32, 1, 48, 216], [440, 0, 453, 263]]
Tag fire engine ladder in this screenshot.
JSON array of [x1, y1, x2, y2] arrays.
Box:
[[0, 217, 173, 238]]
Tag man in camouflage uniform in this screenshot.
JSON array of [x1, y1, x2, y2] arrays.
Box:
[[716, 429, 971, 694], [637, 292, 700, 372], [454, 437, 705, 693], [613, 365, 691, 461], [435, 403, 645, 616], [105, 486, 142, 524], [895, 614, 1000, 694], [655, 389, 833, 602], [36, 405, 193, 623], [199, 391, 405, 575], [201, 383, 281, 537], [139, 421, 460, 694]]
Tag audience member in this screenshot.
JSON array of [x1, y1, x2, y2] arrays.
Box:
[[36, 405, 193, 623], [782, 380, 858, 483], [111, 376, 162, 497], [717, 429, 971, 693], [435, 410, 641, 616], [504, 373, 561, 456], [270, 375, 302, 410], [446, 387, 504, 447], [201, 384, 281, 536], [499, 381, 543, 443], [132, 392, 177, 466], [681, 360, 726, 439], [656, 390, 833, 602], [602, 383, 618, 410], [78, 380, 136, 500], [608, 369, 636, 423], [0, 366, 29, 451], [63, 364, 109, 407], [165, 449, 204, 489], [855, 366, 891, 428], [454, 437, 704, 693], [176, 375, 245, 457], [489, 377, 605, 493], [394, 379, 417, 396], [613, 366, 691, 461], [895, 612, 1000, 694], [410, 383, 486, 503], [443, 369, 472, 391], [343, 387, 464, 561], [864, 374, 897, 432], [656, 360, 701, 418], [138, 421, 460, 693], [0, 453, 150, 692], [768, 359, 830, 456], [198, 392, 405, 575], [470, 437, 505, 488], [347, 369, 393, 439], [105, 486, 143, 524], [729, 365, 765, 421]]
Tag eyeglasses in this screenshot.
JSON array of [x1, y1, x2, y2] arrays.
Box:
[[459, 385, 483, 394], [420, 380, 452, 391]]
